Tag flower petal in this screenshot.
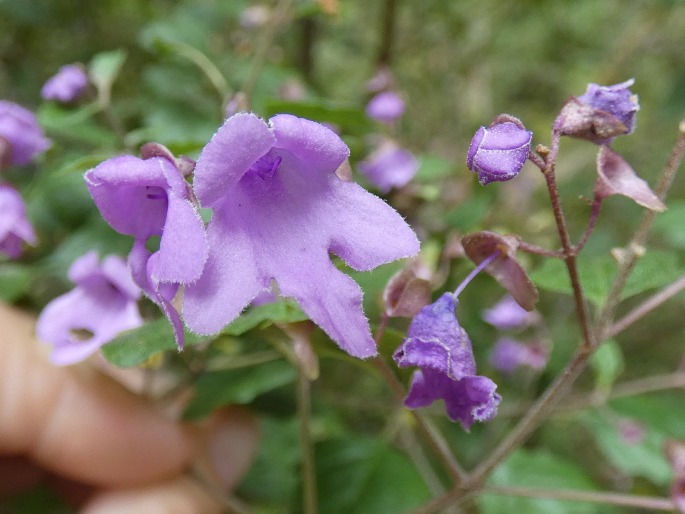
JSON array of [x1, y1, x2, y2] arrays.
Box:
[[193, 112, 275, 207]]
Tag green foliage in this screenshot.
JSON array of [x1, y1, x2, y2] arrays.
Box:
[[183, 360, 296, 420], [315, 438, 431, 514], [590, 340, 625, 393], [479, 449, 603, 514], [530, 251, 683, 306]]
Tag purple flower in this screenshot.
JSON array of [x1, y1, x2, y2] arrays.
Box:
[[555, 79, 639, 145], [36, 252, 143, 365], [578, 79, 638, 136], [482, 294, 539, 330], [0, 184, 36, 259], [183, 113, 419, 359], [467, 116, 532, 186], [393, 292, 501, 430], [365, 91, 405, 123], [85, 148, 208, 348], [358, 139, 419, 193], [489, 338, 548, 374], [41, 64, 89, 103], [0, 101, 51, 167]]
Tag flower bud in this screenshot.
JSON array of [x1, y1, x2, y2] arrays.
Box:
[[41, 64, 89, 103], [554, 79, 639, 145], [466, 115, 532, 186]]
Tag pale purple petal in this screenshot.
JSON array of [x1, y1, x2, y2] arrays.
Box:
[[41, 64, 89, 103], [365, 91, 405, 123], [85, 156, 170, 238], [193, 113, 275, 207], [482, 294, 539, 330], [0, 185, 36, 258], [0, 101, 51, 166], [489, 338, 529, 373]]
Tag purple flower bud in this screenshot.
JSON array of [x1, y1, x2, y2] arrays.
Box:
[[578, 79, 638, 136], [393, 292, 501, 430], [358, 139, 419, 193], [0, 101, 51, 167], [467, 116, 532, 186], [482, 294, 540, 331], [554, 79, 639, 145], [36, 251, 143, 365], [41, 64, 89, 103], [365, 91, 405, 123], [0, 184, 36, 259]]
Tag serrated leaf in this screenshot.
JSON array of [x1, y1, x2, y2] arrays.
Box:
[[88, 49, 127, 92], [479, 449, 601, 514], [530, 251, 682, 305], [222, 299, 309, 336], [316, 438, 431, 514], [581, 411, 671, 485], [183, 360, 296, 420], [101, 317, 205, 367], [589, 340, 624, 392]]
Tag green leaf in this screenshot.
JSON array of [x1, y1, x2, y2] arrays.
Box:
[[414, 155, 454, 183], [530, 251, 682, 305], [479, 449, 602, 514], [652, 200, 685, 249], [263, 99, 371, 134], [238, 416, 300, 504], [101, 317, 206, 368], [37, 103, 117, 147], [580, 411, 671, 485], [88, 49, 127, 92], [222, 299, 309, 336], [0, 263, 33, 302], [589, 340, 624, 392], [316, 438, 431, 514], [444, 194, 490, 231], [183, 360, 296, 420]]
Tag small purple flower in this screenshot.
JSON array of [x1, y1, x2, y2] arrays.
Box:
[[0, 184, 36, 259], [578, 79, 638, 136], [85, 147, 208, 348], [36, 252, 143, 365], [365, 91, 405, 123], [183, 113, 420, 359], [489, 338, 548, 374], [467, 116, 532, 186], [41, 64, 89, 103], [555, 79, 639, 145], [393, 292, 501, 430], [482, 294, 539, 331], [358, 139, 419, 193], [0, 101, 51, 167]]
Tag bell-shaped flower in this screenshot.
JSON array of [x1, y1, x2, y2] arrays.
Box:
[[595, 145, 665, 211], [555, 79, 639, 145], [393, 292, 501, 430], [365, 91, 405, 124], [0, 184, 36, 259], [0, 100, 51, 167], [85, 145, 208, 348], [183, 113, 420, 359], [41, 64, 89, 103], [358, 139, 419, 193], [36, 252, 143, 365], [482, 294, 540, 331], [467, 115, 532, 185]]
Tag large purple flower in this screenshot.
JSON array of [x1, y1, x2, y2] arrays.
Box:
[[183, 113, 420, 358], [393, 292, 501, 430], [0, 184, 36, 259], [41, 64, 89, 103], [36, 252, 143, 365], [0, 101, 51, 167], [85, 150, 207, 347]]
